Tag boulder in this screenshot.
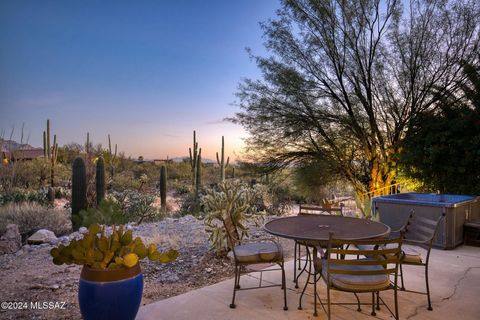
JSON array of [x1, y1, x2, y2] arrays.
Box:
[[0, 224, 22, 254], [27, 229, 57, 245]]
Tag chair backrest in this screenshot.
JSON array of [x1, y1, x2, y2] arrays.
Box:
[[223, 212, 241, 250], [404, 212, 445, 247], [298, 204, 344, 216], [323, 234, 403, 285]]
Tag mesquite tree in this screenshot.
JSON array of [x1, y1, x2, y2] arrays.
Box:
[[233, 0, 480, 194]]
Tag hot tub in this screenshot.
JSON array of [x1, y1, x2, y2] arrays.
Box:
[[372, 193, 480, 249]]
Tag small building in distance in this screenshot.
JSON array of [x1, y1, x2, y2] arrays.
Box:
[[1, 139, 44, 162]]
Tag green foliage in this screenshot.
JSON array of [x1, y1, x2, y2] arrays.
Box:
[[179, 188, 203, 217], [398, 62, 480, 195], [233, 0, 479, 195], [74, 199, 129, 227], [112, 171, 141, 192], [354, 194, 373, 219], [0, 202, 71, 241], [201, 180, 265, 255], [50, 224, 178, 269], [116, 190, 162, 224], [159, 165, 167, 209], [72, 157, 87, 230], [293, 159, 349, 203], [96, 157, 106, 206], [75, 190, 164, 226], [0, 188, 50, 206]]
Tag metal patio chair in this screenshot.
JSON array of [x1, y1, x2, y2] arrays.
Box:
[[294, 204, 343, 288], [358, 211, 444, 311], [225, 214, 288, 311], [313, 233, 404, 319], [395, 213, 444, 310]]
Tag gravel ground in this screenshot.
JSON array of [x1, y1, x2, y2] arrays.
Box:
[[0, 215, 295, 320]]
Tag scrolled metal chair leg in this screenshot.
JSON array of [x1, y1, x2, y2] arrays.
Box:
[[426, 264, 433, 310], [353, 293, 361, 312], [400, 263, 405, 290], [282, 261, 288, 311], [371, 292, 376, 316], [230, 265, 239, 308]]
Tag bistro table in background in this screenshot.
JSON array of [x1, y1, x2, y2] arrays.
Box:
[[264, 215, 390, 315]]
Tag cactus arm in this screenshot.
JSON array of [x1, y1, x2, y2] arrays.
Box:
[[46, 119, 51, 160]]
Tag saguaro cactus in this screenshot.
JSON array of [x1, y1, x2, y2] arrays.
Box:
[[108, 134, 117, 179], [72, 157, 87, 230], [189, 130, 201, 187], [216, 136, 230, 182], [50, 134, 58, 187], [43, 119, 58, 187], [43, 131, 47, 158], [46, 119, 51, 160], [195, 153, 202, 196], [160, 165, 167, 209], [96, 156, 105, 206]]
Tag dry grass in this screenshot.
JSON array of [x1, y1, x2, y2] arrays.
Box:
[[0, 202, 72, 240]]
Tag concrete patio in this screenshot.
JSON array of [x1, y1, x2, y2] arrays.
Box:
[[137, 245, 480, 320]]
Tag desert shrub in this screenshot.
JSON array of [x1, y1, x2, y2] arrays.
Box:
[[74, 199, 129, 227], [252, 182, 294, 215], [115, 190, 163, 223], [54, 186, 71, 199], [0, 188, 50, 206], [201, 180, 265, 255], [178, 190, 204, 217], [75, 190, 164, 226], [0, 203, 71, 240], [112, 171, 141, 191]]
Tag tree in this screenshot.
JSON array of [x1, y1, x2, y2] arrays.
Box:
[[233, 0, 480, 194], [398, 61, 480, 194]]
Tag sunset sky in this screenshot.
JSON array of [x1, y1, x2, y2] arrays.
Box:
[[0, 0, 280, 160]]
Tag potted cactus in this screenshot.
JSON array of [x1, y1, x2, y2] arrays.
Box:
[[50, 224, 177, 320]]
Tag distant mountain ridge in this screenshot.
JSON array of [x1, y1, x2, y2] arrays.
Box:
[[167, 157, 216, 164], [0, 138, 38, 152]]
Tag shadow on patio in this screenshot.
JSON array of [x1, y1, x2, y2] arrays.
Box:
[[137, 245, 480, 320]]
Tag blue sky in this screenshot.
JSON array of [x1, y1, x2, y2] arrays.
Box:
[[0, 0, 280, 159]]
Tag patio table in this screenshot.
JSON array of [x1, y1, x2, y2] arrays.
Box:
[[264, 215, 390, 315]]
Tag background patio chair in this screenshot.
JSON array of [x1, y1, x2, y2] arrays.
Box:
[[358, 211, 444, 311], [224, 212, 288, 311], [294, 204, 344, 288], [395, 213, 445, 310], [313, 233, 404, 319]]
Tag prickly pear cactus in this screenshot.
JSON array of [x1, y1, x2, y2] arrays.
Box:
[[50, 224, 178, 269]]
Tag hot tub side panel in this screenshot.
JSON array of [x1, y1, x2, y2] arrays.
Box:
[[374, 198, 480, 249], [374, 202, 448, 248]]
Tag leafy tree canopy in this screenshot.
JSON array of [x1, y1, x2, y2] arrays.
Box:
[[233, 0, 480, 194], [398, 61, 480, 194]]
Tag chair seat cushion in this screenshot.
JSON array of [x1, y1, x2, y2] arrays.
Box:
[[356, 244, 422, 264], [400, 245, 422, 264], [321, 259, 390, 292], [233, 242, 282, 263]]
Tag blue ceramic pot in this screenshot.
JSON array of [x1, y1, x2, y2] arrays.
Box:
[[78, 264, 143, 320]]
